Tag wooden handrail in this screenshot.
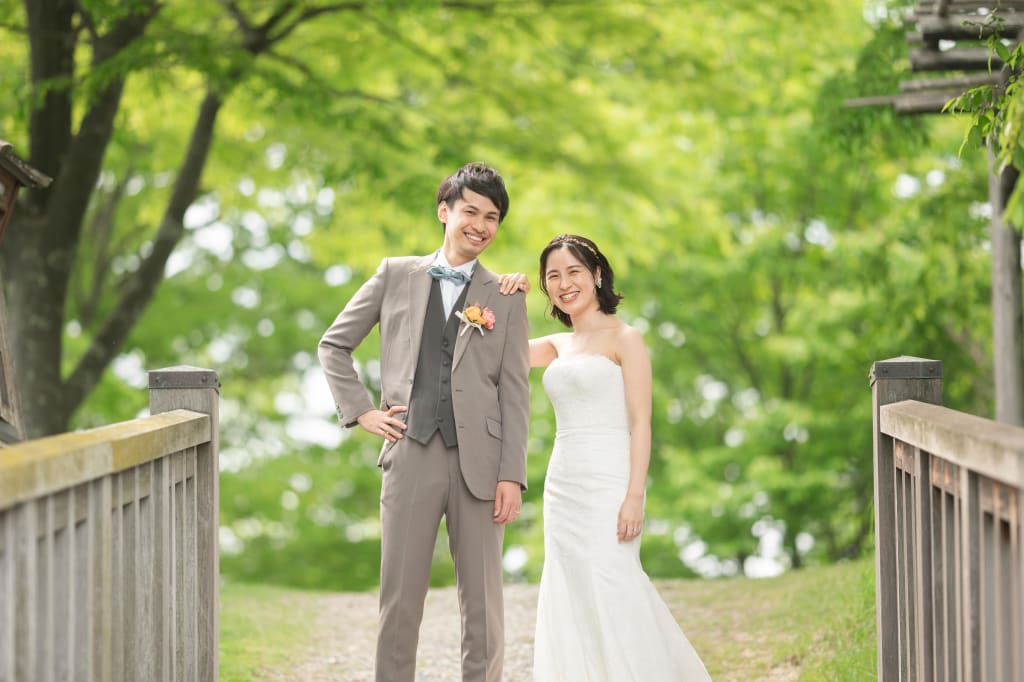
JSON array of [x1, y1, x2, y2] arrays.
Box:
[[0, 409, 210, 509], [880, 400, 1024, 486]]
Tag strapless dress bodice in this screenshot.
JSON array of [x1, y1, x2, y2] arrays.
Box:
[[542, 354, 628, 433]]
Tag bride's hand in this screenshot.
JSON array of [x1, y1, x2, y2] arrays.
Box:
[[498, 272, 530, 295], [617, 495, 644, 542]]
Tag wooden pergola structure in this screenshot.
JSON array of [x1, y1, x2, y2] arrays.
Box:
[[849, 1, 1024, 428], [0, 141, 52, 445], [848, 1, 1024, 113]]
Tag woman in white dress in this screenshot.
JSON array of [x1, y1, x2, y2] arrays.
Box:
[[521, 234, 710, 681]]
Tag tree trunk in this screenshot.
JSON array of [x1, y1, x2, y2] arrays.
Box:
[[1, 210, 73, 437], [3, 0, 158, 437], [987, 145, 1024, 426], [2, 0, 78, 437]]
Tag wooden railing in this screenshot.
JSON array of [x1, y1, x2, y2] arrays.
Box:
[[0, 366, 220, 682], [872, 357, 1024, 681]]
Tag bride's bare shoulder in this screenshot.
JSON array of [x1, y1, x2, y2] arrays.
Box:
[[618, 322, 644, 342], [529, 333, 570, 367], [611, 322, 648, 363]]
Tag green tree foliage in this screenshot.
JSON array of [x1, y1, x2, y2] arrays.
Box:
[[944, 9, 1024, 223], [0, 0, 995, 589]]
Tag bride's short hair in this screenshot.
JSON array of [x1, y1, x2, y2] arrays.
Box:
[[539, 234, 623, 328]]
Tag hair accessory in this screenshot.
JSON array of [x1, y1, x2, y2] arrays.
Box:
[[554, 234, 599, 259]]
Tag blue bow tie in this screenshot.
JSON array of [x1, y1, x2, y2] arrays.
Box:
[[428, 264, 471, 285]]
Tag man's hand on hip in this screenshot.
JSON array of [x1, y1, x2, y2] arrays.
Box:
[[356, 406, 408, 443], [493, 480, 522, 524]]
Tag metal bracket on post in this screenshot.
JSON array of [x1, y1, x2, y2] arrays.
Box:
[[148, 365, 220, 418], [149, 366, 220, 393], [869, 355, 943, 384]]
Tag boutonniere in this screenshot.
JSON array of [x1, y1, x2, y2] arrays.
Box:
[[455, 302, 495, 336]]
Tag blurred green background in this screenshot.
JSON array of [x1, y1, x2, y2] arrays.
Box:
[[0, 0, 999, 591]]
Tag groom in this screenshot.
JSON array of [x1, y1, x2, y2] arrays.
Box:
[[318, 162, 530, 682]]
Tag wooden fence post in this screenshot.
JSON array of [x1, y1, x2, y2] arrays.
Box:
[[148, 366, 220, 682], [870, 356, 942, 680]]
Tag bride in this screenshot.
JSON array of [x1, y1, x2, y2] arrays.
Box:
[[511, 234, 711, 681]]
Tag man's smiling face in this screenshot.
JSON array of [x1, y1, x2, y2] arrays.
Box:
[[439, 188, 501, 266]]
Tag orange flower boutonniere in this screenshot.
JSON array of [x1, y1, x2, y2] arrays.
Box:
[[455, 302, 496, 336]]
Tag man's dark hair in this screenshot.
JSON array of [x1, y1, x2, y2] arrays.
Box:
[[539, 234, 624, 328], [436, 162, 510, 227]]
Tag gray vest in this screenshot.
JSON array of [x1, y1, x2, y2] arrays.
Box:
[[405, 279, 470, 447]]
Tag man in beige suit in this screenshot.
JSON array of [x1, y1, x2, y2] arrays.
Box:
[[318, 162, 529, 682]]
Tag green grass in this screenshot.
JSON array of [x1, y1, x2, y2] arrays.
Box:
[[655, 558, 876, 681], [219, 558, 878, 680], [219, 580, 325, 681], [797, 559, 878, 681]]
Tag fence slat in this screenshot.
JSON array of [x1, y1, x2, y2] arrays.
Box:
[[963, 470, 981, 681], [914, 446, 934, 679], [125, 469, 140, 680], [91, 476, 112, 682], [55, 491, 70, 682], [184, 448, 197, 681], [13, 503, 34, 682], [111, 471, 124, 682], [1, 513, 12, 682], [39, 498, 53, 682]]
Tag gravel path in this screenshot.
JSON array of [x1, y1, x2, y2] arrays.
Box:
[[259, 583, 539, 681], [249, 579, 808, 681]]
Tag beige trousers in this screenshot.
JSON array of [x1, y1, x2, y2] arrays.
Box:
[[375, 432, 505, 682]]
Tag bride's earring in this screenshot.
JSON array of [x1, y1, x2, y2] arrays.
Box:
[[595, 275, 602, 289]]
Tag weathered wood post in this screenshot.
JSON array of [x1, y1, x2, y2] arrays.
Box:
[[987, 145, 1024, 426], [0, 141, 52, 445], [148, 365, 220, 682], [870, 356, 942, 680]]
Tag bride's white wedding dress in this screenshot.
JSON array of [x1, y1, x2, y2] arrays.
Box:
[[533, 354, 711, 681]]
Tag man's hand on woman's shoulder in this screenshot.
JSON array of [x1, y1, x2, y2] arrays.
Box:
[[498, 272, 530, 295]]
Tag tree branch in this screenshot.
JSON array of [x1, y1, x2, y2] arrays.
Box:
[[0, 20, 28, 34], [729, 318, 762, 393], [769, 276, 793, 399], [258, 1, 301, 34], [76, 173, 128, 328], [269, 3, 365, 43], [66, 91, 225, 406], [263, 50, 399, 103], [24, 0, 76, 210], [72, 0, 99, 42], [362, 12, 532, 121], [798, 360, 815, 402], [266, 1, 520, 46], [43, 2, 158, 338], [219, 0, 254, 32]]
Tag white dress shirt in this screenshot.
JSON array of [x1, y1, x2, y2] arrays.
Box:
[[433, 252, 476, 318]]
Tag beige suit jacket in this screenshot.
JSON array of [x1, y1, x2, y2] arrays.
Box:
[[318, 254, 530, 500]]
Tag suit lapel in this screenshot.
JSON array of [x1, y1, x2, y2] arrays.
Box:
[[453, 263, 495, 371], [406, 255, 434, 351]]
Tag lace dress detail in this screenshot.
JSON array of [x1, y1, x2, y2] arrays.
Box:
[[533, 354, 711, 682]]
